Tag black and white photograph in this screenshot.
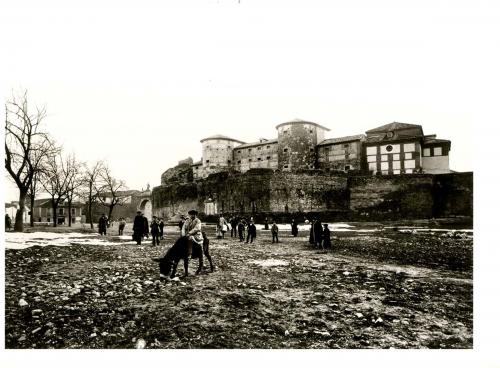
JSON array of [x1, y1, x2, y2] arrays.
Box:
[[1, 0, 498, 367]]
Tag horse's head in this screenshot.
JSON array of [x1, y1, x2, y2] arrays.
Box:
[[154, 248, 174, 278]]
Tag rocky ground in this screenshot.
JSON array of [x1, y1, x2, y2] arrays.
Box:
[[4, 222, 473, 349]]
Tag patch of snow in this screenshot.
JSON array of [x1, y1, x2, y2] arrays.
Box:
[[250, 259, 289, 267]]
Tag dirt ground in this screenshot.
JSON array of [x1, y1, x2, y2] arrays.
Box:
[[4, 222, 473, 349]]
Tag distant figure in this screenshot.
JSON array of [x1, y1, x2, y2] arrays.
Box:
[[264, 217, 269, 230], [230, 216, 238, 238], [98, 214, 107, 235], [143, 215, 149, 240], [118, 217, 126, 235], [81, 214, 86, 228], [5, 214, 12, 231], [309, 219, 315, 245], [291, 219, 298, 237], [238, 219, 245, 242], [246, 220, 257, 244], [132, 211, 144, 245], [150, 216, 160, 246], [322, 224, 331, 249], [271, 222, 279, 243], [313, 219, 323, 249], [218, 215, 228, 239], [159, 218, 165, 239]]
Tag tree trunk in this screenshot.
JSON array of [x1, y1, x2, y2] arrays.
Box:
[[108, 204, 114, 223], [30, 194, 35, 227], [88, 189, 94, 229], [14, 190, 28, 232], [52, 202, 58, 227], [68, 200, 72, 227]]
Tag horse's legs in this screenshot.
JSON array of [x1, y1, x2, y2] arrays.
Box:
[[183, 257, 189, 277], [196, 253, 203, 275], [204, 249, 214, 272], [170, 260, 179, 279]]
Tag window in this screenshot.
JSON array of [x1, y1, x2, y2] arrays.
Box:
[[423, 148, 431, 156], [248, 149, 252, 152], [393, 161, 401, 170], [267, 146, 270, 149], [238, 150, 241, 154], [381, 162, 389, 170], [382, 144, 400, 154], [227, 160, 231, 164], [228, 146, 231, 149], [386, 145, 393, 152], [71, 208, 75, 215], [310, 148, 314, 152], [393, 169, 401, 175], [392, 153, 400, 161], [309, 130, 313, 134], [381, 154, 388, 162], [258, 158, 262, 161], [367, 155, 377, 163], [257, 147, 261, 150], [368, 162, 377, 171], [59, 208, 64, 215], [195, 166, 198, 170], [267, 156, 271, 160], [283, 165, 289, 169], [404, 143, 415, 152], [248, 159, 252, 162], [366, 146, 377, 155], [405, 169, 414, 174], [382, 171, 389, 175], [434, 147, 442, 156], [344, 165, 351, 171], [206, 160, 210, 163], [283, 148, 288, 153], [405, 160, 416, 169], [405, 152, 412, 159], [343, 143, 350, 148]]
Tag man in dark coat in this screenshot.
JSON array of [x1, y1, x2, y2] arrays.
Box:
[[143, 215, 149, 240], [313, 218, 323, 249], [309, 219, 315, 245], [133, 211, 144, 245], [159, 218, 165, 239], [230, 216, 238, 238], [150, 216, 160, 246], [271, 222, 279, 243], [98, 214, 107, 235], [291, 219, 298, 237], [322, 223, 332, 249], [246, 220, 257, 244], [238, 219, 245, 242]]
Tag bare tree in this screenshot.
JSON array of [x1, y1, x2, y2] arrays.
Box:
[[64, 154, 83, 227], [41, 152, 73, 227], [5, 90, 56, 231], [97, 165, 128, 221], [81, 161, 105, 229]]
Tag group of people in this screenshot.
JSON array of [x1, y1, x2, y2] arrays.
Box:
[[308, 218, 332, 249], [132, 212, 165, 245]]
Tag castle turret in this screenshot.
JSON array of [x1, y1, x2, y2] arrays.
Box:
[[276, 119, 330, 171], [199, 135, 245, 177]]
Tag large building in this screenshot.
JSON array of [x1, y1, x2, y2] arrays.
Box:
[[174, 120, 451, 182]]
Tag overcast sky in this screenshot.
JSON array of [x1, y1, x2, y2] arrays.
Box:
[[2, 0, 496, 202]]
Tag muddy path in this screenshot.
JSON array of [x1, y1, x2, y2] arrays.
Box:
[[5, 228, 472, 349]]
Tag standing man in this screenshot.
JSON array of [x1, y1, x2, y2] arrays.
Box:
[[5, 214, 12, 231], [133, 211, 144, 245], [246, 220, 257, 244], [159, 218, 165, 239], [98, 214, 107, 236], [322, 223, 331, 249], [182, 209, 203, 257], [313, 218, 324, 249], [230, 216, 238, 238], [142, 215, 149, 240], [237, 218, 245, 242], [150, 216, 160, 246], [291, 219, 298, 237], [271, 221, 279, 243], [118, 217, 126, 235], [218, 215, 228, 239]]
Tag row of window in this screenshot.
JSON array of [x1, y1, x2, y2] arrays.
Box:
[[368, 159, 416, 171], [236, 145, 273, 154], [366, 143, 416, 156], [367, 152, 415, 162], [423, 147, 443, 156]]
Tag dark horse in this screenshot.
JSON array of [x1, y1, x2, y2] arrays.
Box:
[[152, 232, 214, 278]]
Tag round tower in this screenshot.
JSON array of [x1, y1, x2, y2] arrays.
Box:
[[276, 120, 330, 171], [200, 135, 245, 176]]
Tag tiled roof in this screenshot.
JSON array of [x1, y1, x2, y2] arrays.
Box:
[[235, 139, 278, 149], [365, 135, 423, 144], [200, 135, 246, 144], [317, 134, 365, 146], [423, 137, 451, 144], [366, 122, 422, 134]]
